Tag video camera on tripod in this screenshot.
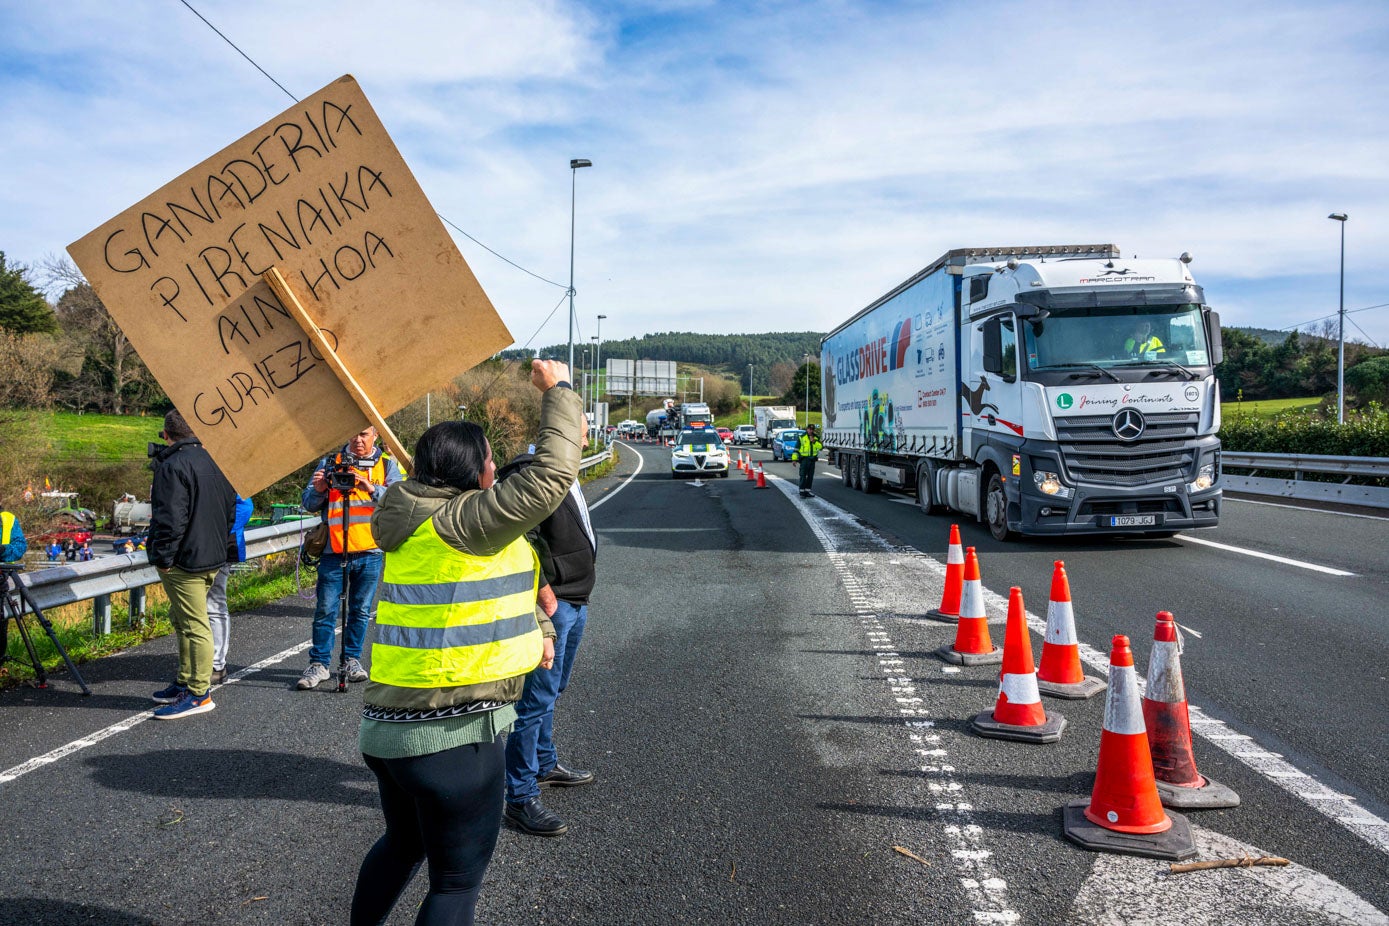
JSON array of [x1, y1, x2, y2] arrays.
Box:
[[326, 455, 368, 492]]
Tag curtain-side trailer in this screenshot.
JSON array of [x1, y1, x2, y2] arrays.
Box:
[[820, 245, 1223, 540]]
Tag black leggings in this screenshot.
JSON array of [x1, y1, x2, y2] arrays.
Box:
[[351, 737, 504, 926]]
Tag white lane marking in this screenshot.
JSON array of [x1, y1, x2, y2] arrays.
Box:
[[588, 441, 645, 512], [0, 641, 311, 788], [1228, 496, 1389, 522], [767, 474, 1389, 858], [768, 466, 1018, 924], [1176, 534, 1355, 576], [1068, 826, 1389, 926]]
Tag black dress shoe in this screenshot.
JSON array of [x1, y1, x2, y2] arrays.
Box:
[[504, 798, 568, 836], [537, 763, 595, 788]]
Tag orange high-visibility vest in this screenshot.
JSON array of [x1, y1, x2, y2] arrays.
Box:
[[326, 452, 390, 554]]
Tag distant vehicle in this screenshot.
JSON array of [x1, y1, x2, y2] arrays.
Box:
[[733, 424, 757, 445], [753, 406, 797, 448], [716, 427, 734, 443], [112, 493, 153, 535], [616, 419, 643, 438], [670, 427, 730, 479], [645, 409, 666, 436], [771, 429, 805, 462], [679, 402, 714, 426]]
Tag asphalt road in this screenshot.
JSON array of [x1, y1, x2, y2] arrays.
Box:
[[1, 439, 1385, 925]]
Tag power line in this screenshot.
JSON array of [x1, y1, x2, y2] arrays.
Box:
[[176, 0, 564, 291], [1279, 302, 1389, 333]]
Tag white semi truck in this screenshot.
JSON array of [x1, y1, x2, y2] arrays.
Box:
[[820, 245, 1223, 540], [753, 405, 797, 448]]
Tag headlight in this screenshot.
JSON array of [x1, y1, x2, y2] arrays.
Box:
[[1188, 463, 1216, 492], [1033, 470, 1074, 500]]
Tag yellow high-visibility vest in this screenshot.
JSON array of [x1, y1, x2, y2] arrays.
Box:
[[371, 518, 542, 689], [327, 453, 389, 554], [1, 511, 14, 545]]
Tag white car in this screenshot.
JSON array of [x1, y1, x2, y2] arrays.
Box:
[[732, 424, 758, 445], [670, 428, 730, 478]]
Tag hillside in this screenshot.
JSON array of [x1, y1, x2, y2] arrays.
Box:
[[500, 331, 826, 376]]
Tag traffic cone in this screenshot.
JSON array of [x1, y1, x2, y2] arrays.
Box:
[[934, 548, 1002, 666], [755, 465, 768, 489], [746, 459, 756, 481], [1143, 611, 1240, 809], [925, 524, 964, 623], [1036, 561, 1105, 700], [970, 588, 1066, 743], [1062, 635, 1197, 860]]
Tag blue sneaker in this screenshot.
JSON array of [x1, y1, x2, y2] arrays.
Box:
[[153, 689, 215, 720], [152, 682, 188, 704]]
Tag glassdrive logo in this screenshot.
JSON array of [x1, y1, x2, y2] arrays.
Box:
[[1056, 393, 1074, 409]]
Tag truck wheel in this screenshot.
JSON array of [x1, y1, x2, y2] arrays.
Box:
[[841, 454, 853, 487], [851, 455, 864, 491], [985, 472, 1014, 541], [917, 466, 941, 514]]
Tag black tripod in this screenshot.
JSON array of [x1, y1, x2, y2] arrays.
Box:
[[1, 563, 92, 696]]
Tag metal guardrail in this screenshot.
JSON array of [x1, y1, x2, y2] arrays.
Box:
[[10, 448, 617, 636], [1221, 452, 1389, 509]]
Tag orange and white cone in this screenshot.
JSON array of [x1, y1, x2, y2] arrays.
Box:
[[746, 458, 756, 480], [1036, 561, 1105, 700], [971, 587, 1066, 742], [755, 464, 768, 489], [1062, 635, 1196, 860], [934, 548, 1002, 666], [1144, 611, 1240, 809], [925, 524, 965, 623]]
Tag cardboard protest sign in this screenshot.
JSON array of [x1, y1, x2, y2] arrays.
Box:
[[68, 75, 512, 495]]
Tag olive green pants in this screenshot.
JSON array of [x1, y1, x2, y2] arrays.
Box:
[[161, 566, 218, 696]]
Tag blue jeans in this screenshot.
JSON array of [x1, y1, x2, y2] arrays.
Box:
[[505, 600, 588, 804], [310, 551, 383, 666]]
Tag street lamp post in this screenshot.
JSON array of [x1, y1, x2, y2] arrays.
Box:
[[595, 314, 607, 429], [1329, 212, 1348, 424], [803, 353, 811, 428], [590, 335, 600, 435], [748, 364, 753, 425], [566, 158, 593, 381]]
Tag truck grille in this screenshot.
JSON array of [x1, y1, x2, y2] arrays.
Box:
[[1058, 412, 1199, 487]]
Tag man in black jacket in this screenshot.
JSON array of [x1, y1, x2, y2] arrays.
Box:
[[147, 409, 237, 720], [499, 437, 598, 836]]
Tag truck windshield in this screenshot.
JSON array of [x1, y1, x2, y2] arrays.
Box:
[[770, 418, 796, 430], [1023, 304, 1210, 372]]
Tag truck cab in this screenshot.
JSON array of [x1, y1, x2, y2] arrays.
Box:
[[957, 254, 1222, 539]]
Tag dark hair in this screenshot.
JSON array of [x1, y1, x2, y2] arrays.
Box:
[[413, 421, 490, 491], [163, 409, 194, 441]]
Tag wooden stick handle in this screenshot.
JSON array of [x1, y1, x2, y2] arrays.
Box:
[[1169, 856, 1290, 874], [262, 268, 413, 471]]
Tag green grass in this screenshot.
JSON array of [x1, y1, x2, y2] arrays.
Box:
[[1, 553, 310, 690], [20, 409, 155, 463], [1221, 397, 1323, 419]]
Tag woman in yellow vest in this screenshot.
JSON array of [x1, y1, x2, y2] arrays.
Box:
[[351, 360, 583, 926]]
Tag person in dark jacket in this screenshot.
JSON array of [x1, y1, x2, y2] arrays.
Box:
[[498, 432, 598, 837], [146, 409, 237, 720]]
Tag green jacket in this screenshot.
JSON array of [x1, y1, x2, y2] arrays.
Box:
[[364, 385, 583, 712]]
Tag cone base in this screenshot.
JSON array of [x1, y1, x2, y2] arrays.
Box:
[[970, 709, 1066, 744], [1061, 801, 1197, 861], [923, 608, 960, 624], [933, 644, 1003, 666], [1156, 775, 1241, 810], [1037, 676, 1107, 700]]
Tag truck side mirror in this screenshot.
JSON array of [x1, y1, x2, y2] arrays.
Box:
[[982, 317, 1003, 374], [969, 276, 989, 304], [1205, 309, 1223, 366]]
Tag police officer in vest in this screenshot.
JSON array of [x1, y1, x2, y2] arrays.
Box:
[[297, 425, 404, 690], [351, 359, 582, 925], [796, 424, 824, 498]]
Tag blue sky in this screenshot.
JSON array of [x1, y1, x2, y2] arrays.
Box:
[[2, 0, 1386, 351]]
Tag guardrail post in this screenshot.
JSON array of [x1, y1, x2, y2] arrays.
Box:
[[129, 586, 147, 628], [93, 594, 112, 637]]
